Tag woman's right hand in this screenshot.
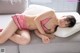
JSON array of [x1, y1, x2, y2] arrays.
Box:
[[41, 35, 50, 44]]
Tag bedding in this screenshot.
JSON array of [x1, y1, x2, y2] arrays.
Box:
[[54, 12, 80, 37]]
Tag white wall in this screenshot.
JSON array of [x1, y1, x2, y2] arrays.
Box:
[[29, 0, 78, 12]]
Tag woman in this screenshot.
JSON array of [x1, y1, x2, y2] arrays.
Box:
[[0, 10, 76, 45]]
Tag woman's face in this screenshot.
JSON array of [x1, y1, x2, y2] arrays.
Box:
[[58, 16, 69, 28]]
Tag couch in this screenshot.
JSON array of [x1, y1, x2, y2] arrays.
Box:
[[0, 1, 80, 53], [19, 5, 80, 53]]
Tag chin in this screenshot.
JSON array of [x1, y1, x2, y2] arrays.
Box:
[[61, 27, 66, 28], [59, 26, 63, 28], [58, 25, 64, 28]]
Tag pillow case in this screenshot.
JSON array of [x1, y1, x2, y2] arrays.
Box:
[[0, 0, 28, 14], [27, 4, 80, 37], [54, 12, 80, 37]]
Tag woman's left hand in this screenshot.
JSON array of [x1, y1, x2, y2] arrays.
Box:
[[41, 35, 50, 44], [46, 34, 55, 40]]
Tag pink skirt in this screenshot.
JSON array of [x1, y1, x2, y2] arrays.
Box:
[[12, 14, 28, 30]]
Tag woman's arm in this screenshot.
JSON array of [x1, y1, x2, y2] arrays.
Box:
[[34, 30, 45, 38], [34, 10, 55, 35], [34, 30, 50, 43], [34, 30, 56, 43]]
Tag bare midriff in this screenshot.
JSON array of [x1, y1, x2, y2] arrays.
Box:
[[25, 16, 37, 30]]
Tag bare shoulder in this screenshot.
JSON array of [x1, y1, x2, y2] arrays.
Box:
[[34, 10, 55, 21], [44, 10, 55, 15]]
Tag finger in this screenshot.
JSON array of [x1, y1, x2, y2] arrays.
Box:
[[45, 39, 50, 43]]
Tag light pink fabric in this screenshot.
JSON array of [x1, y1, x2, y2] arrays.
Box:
[[12, 14, 28, 30]]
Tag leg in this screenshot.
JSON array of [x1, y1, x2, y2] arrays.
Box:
[[9, 30, 31, 45], [0, 19, 18, 44]]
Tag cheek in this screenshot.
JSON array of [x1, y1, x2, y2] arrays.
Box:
[[62, 24, 66, 27], [60, 20, 64, 25], [60, 24, 65, 27], [60, 20, 66, 27]]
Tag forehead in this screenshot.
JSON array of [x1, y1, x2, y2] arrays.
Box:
[[62, 16, 69, 21]]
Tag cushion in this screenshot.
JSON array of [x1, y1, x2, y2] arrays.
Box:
[[54, 12, 80, 37], [0, 0, 28, 14], [26, 4, 80, 37]]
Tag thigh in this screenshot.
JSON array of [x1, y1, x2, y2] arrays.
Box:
[[1, 19, 18, 38], [10, 32, 31, 45], [0, 19, 18, 43], [0, 20, 18, 41], [16, 30, 31, 40]]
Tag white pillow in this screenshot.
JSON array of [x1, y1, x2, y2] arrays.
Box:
[[54, 12, 80, 37], [27, 4, 80, 37]]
